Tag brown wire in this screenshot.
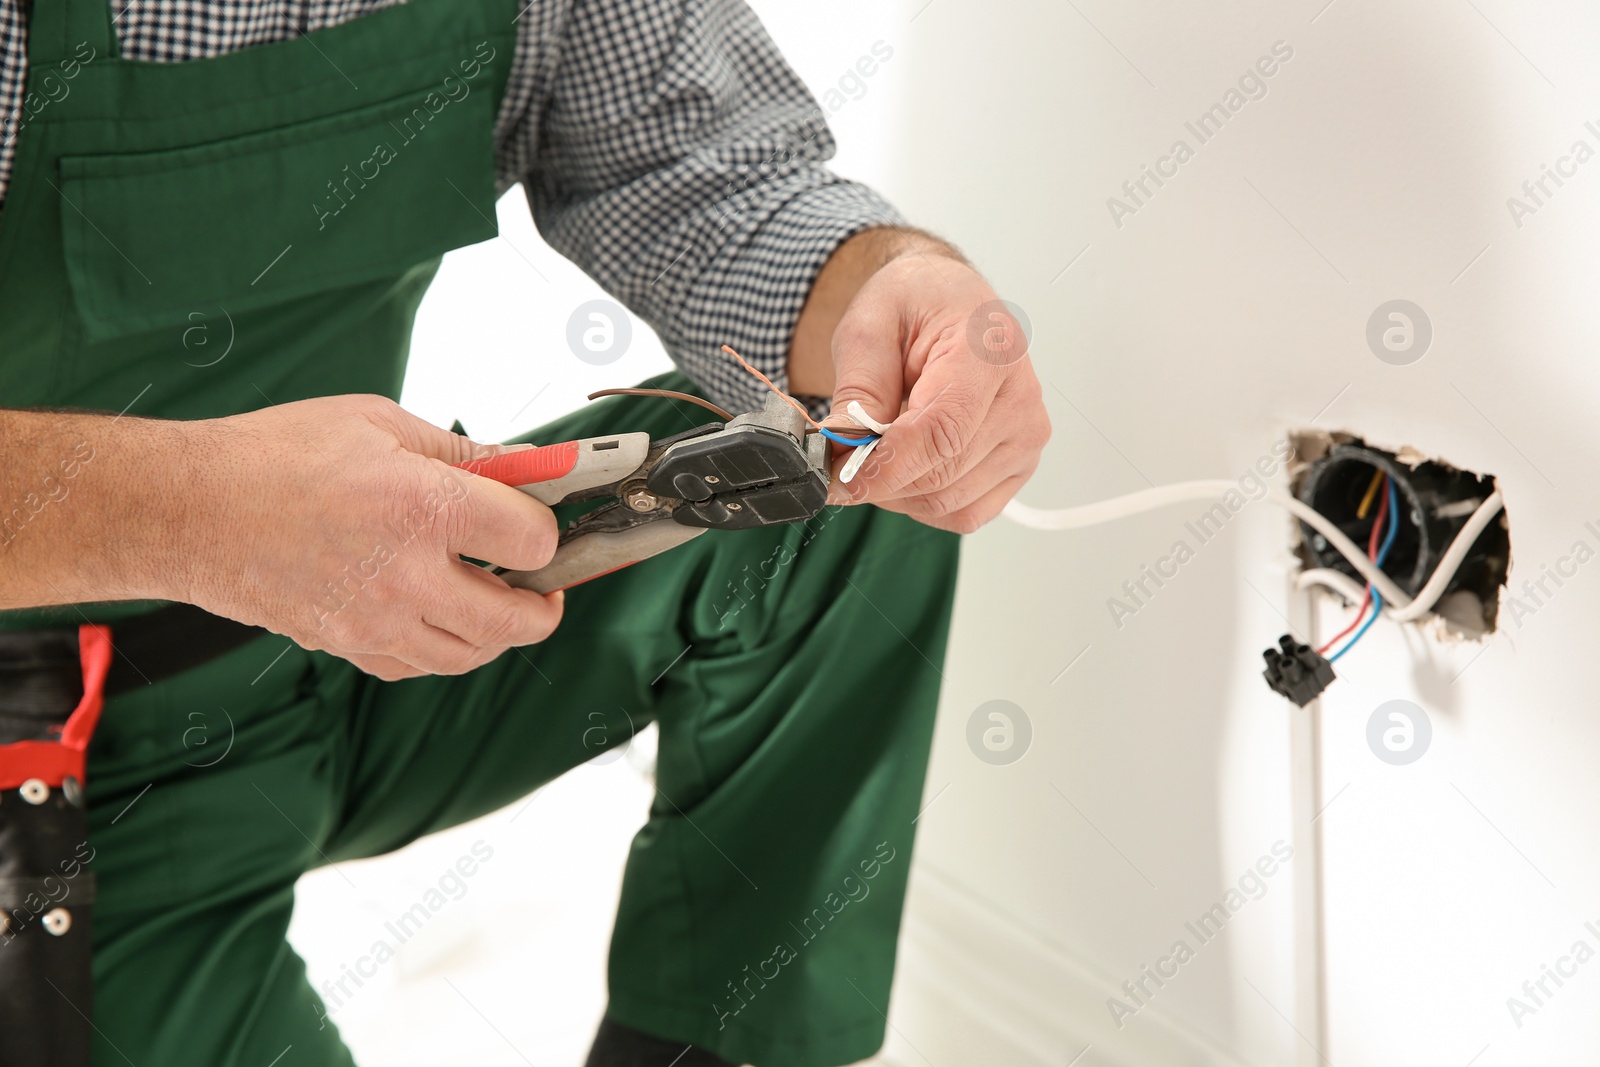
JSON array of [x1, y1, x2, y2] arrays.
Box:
[[719, 344, 877, 439], [586, 387, 734, 421], [589, 346, 872, 434], [721, 344, 822, 429]]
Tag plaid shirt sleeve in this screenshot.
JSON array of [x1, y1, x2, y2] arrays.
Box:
[[515, 0, 902, 413]]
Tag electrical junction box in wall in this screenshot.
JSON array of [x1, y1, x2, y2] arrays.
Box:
[[1287, 431, 1510, 640]]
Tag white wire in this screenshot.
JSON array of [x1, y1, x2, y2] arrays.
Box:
[[1003, 484, 1505, 622], [1004, 483, 1251, 529], [1295, 568, 1368, 606], [836, 403, 884, 484], [1296, 491, 1505, 623], [1004, 482, 1410, 606]]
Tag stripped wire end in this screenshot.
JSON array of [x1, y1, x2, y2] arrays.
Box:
[[719, 344, 882, 448]]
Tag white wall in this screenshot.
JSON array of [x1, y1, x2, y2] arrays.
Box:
[[884, 1, 1600, 1065]]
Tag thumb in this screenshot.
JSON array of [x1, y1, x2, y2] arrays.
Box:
[[364, 402, 525, 467]]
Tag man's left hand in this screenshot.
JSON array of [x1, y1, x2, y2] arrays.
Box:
[[788, 229, 1051, 534]]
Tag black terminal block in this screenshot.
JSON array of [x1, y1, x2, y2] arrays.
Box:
[[1262, 634, 1335, 707]]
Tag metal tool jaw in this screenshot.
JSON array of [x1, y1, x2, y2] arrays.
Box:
[[495, 393, 830, 594]]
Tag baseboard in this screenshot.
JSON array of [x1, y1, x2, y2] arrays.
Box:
[[879, 861, 1256, 1067]]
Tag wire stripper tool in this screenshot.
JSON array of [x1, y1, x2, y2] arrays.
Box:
[[455, 393, 829, 593]]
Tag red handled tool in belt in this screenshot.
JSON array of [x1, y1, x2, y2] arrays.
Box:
[[454, 392, 829, 593]]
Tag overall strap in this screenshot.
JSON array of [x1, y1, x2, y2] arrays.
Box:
[[27, 0, 117, 65]]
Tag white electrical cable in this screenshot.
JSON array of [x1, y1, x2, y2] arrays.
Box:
[[1004, 482, 1410, 606], [1296, 490, 1505, 622], [1003, 484, 1505, 622], [1294, 568, 1368, 607], [836, 401, 890, 484]]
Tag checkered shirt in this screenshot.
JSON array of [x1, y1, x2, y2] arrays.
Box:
[[0, 0, 902, 410]]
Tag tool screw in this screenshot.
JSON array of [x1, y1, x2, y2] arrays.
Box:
[[623, 485, 660, 512], [726, 502, 743, 512], [705, 475, 721, 485]]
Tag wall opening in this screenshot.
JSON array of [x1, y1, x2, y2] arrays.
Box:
[[1288, 431, 1511, 639]]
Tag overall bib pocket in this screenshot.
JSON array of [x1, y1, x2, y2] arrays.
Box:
[[58, 70, 502, 340]]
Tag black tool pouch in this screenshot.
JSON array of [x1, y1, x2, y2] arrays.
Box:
[[0, 627, 101, 1067]]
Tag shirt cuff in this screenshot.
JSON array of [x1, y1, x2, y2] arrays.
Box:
[[668, 178, 905, 419]]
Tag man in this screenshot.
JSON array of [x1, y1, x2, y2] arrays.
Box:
[[0, 0, 1047, 1063]]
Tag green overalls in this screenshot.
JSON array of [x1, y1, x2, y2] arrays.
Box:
[[0, 0, 960, 1063]]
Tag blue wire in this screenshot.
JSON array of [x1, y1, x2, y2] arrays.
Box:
[[1329, 477, 1400, 662], [817, 427, 879, 447], [1328, 588, 1382, 662]]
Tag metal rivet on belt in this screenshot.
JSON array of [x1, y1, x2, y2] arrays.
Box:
[[62, 776, 84, 808], [19, 779, 49, 805], [42, 908, 71, 936]]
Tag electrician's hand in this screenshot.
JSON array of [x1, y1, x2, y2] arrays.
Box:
[[788, 229, 1050, 533], [180, 395, 562, 680]]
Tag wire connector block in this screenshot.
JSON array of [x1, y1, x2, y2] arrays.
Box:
[[1262, 634, 1335, 707]]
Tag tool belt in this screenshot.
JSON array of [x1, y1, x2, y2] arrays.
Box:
[[0, 605, 264, 1067]]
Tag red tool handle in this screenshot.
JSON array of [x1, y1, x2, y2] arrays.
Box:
[[455, 441, 580, 486]]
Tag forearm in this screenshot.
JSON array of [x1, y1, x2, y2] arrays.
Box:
[[5, 393, 564, 679], [0, 411, 201, 609], [788, 227, 966, 396]]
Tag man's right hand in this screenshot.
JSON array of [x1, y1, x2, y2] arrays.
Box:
[[0, 394, 564, 681]]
